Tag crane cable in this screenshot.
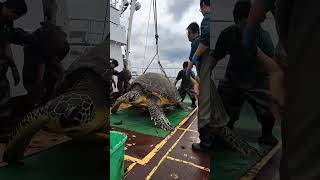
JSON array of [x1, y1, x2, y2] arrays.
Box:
[[142, 0, 170, 81]]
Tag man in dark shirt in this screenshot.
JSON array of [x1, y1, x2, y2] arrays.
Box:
[[23, 22, 70, 107], [174, 61, 196, 107], [0, 0, 31, 143], [211, 0, 277, 145], [117, 68, 131, 96]]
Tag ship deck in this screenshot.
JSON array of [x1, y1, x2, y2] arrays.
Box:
[[0, 96, 281, 180]]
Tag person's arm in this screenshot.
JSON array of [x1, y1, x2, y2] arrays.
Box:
[[113, 70, 120, 76], [190, 75, 200, 97], [191, 15, 210, 65], [5, 43, 20, 86], [174, 71, 182, 86], [243, 0, 275, 50], [210, 30, 228, 65]]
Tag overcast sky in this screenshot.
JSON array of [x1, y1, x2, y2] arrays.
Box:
[[120, 0, 203, 75]]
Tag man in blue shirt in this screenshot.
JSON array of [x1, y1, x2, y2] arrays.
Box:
[[187, 22, 201, 62], [187, 0, 230, 151]]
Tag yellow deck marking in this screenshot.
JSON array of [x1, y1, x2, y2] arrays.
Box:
[[240, 142, 282, 180], [124, 108, 198, 166], [166, 156, 210, 172], [124, 155, 145, 165], [177, 128, 198, 133], [125, 162, 137, 176], [145, 119, 195, 179]]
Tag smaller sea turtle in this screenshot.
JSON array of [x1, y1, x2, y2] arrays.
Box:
[[2, 30, 109, 163], [111, 72, 191, 131]]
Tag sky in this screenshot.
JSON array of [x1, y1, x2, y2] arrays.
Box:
[[120, 0, 203, 76]]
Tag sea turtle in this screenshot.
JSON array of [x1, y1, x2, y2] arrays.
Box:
[[112, 73, 261, 158], [2, 32, 109, 163], [111, 72, 191, 131]]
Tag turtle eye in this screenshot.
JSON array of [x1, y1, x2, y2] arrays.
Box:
[[128, 96, 135, 102]]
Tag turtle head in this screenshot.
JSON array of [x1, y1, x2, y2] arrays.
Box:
[[124, 90, 142, 104]]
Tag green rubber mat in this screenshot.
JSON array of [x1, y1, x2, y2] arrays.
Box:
[[110, 97, 195, 138], [0, 142, 108, 180], [210, 102, 282, 180]]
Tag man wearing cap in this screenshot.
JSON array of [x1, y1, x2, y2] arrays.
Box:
[[0, 0, 33, 143]]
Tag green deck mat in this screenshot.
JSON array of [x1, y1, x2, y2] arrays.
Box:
[[0, 142, 108, 180], [210, 102, 282, 180], [110, 97, 195, 138]]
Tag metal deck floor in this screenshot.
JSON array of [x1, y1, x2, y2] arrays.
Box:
[[113, 108, 281, 180]]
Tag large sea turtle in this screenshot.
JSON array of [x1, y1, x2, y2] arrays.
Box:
[[112, 73, 261, 158], [2, 29, 109, 163], [111, 72, 191, 131]]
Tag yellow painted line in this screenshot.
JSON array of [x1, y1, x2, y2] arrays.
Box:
[[177, 128, 198, 133], [166, 156, 210, 172], [124, 108, 198, 166], [240, 142, 282, 180], [125, 162, 137, 174], [145, 119, 195, 179], [125, 155, 145, 165]]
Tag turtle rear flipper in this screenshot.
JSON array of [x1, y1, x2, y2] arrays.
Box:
[[3, 106, 49, 163], [148, 97, 174, 131], [216, 126, 261, 159]]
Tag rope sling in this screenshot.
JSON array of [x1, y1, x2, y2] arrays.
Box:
[[142, 0, 170, 81]]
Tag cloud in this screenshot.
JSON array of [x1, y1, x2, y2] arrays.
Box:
[[167, 0, 195, 22], [119, 0, 203, 76]]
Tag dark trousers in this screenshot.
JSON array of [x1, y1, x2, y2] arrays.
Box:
[[217, 74, 275, 137], [0, 63, 11, 142], [178, 85, 196, 104]]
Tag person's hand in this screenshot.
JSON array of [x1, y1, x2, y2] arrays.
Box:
[[192, 55, 200, 65], [13, 28, 35, 45], [242, 28, 257, 56]]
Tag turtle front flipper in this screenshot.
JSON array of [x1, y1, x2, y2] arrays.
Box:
[[111, 90, 142, 114], [111, 96, 127, 114], [3, 106, 49, 163], [147, 96, 174, 131], [178, 101, 192, 112]]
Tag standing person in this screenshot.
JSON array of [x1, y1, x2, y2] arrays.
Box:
[[117, 68, 131, 96], [23, 22, 70, 107], [110, 59, 119, 93], [211, 0, 277, 146], [187, 22, 201, 63], [187, 0, 230, 151], [242, 0, 286, 122], [0, 0, 32, 143], [174, 61, 197, 107]]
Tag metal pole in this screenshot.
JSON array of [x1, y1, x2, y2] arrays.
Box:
[[125, 0, 138, 70]]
